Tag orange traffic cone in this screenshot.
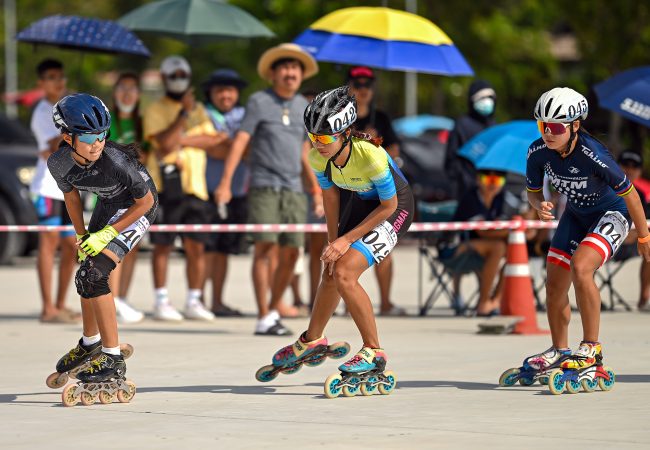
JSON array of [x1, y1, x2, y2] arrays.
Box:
[[500, 217, 548, 334]]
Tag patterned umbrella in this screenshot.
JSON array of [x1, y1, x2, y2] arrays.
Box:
[[16, 15, 150, 57], [293, 7, 472, 75]]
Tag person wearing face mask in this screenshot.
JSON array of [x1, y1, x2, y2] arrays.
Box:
[[143, 55, 228, 322], [445, 80, 498, 201], [107, 73, 146, 324]]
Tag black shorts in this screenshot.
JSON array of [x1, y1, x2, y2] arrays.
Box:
[[149, 194, 211, 245], [205, 196, 248, 254], [338, 187, 414, 266]]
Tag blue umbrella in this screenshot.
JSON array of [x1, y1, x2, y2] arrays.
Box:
[[16, 15, 150, 57], [594, 66, 650, 128], [458, 120, 540, 176]]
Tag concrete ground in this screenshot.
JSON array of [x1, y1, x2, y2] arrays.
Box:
[[1, 246, 649, 449]]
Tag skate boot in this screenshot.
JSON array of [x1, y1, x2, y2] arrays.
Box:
[[499, 346, 571, 387], [61, 352, 136, 407], [324, 347, 397, 399], [46, 340, 134, 389], [46, 339, 102, 389], [547, 341, 615, 395], [255, 332, 350, 382]]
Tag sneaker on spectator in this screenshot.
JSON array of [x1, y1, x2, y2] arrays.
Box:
[[184, 302, 215, 321], [153, 302, 184, 322], [115, 298, 144, 324], [639, 301, 650, 312]]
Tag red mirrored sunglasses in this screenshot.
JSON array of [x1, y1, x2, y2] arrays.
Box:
[[537, 121, 570, 136]]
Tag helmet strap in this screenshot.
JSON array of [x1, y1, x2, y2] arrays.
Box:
[[324, 132, 351, 182], [560, 122, 577, 157], [70, 133, 92, 165]]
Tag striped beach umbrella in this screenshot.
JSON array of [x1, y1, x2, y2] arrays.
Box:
[[293, 7, 472, 76]]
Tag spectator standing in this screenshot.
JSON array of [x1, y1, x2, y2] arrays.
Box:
[[216, 43, 320, 335], [108, 72, 146, 323], [201, 69, 248, 317], [617, 151, 650, 311], [445, 80, 497, 200], [347, 66, 404, 316], [143, 56, 226, 321], [30, 59, 78, 323]]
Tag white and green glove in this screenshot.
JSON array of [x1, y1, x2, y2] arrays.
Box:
[[79, 225, 118, 257]]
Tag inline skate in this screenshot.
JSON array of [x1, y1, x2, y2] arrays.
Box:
[[324, 347, 397, 399], [46, 339, 133, 389], [62, 352, 136, 407], [499, 346, 571, 387], [255, 332, 350, 382], [546, 342, 615, 395]]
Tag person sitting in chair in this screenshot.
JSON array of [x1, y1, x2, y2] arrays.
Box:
[[447, 169, 517, 316]]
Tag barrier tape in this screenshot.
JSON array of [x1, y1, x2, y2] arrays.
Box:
[[0, 220, 559, 233]]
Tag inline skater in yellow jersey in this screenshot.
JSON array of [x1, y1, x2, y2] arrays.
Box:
[[255, 86, 414, 398]]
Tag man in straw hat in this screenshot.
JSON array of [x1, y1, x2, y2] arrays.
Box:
[[216, 43, 320, 336]]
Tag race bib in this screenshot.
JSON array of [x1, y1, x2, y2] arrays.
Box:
[[108, 209, 151, 252], [587, 210, 629, 260], [357, 221, 398, 264], [327, 102, 357, 133]]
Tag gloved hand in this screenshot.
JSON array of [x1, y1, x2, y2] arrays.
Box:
[[79, 225, 118, 257], [76, 233, 89, 262]]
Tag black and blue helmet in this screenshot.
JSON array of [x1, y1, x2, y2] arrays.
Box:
[[53, 93, 111, 134]]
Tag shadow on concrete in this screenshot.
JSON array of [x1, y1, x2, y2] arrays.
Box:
[[0, 314, 40, 322], [137, 384, 311, 396], [0, 392, 55, 404], [617, 374, 650, 383], [305, 380, 503, 391]]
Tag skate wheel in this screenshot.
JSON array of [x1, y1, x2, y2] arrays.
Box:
[[98, 390, 115, 404], [342, 377, 361, 397], [548, 369, 566, 395], [117, 380, 136, 403], [518, 376, 535, 386], [328, 342, 350, 359], [62, 384, 79, 407], [538, 376, 549, 385], [582, 377, 597, 393], [80, 391, 97, 406], [360, 376, 378, 396], [324, 373, 343, 399], [598, 366, 616, 391], [255, 365, 278, 383], [498, 368, 520, 387], [281, 364, 302, 375], [565, 378, 582, 394], [120, 343, 134, 360], [378, 371, 397, 395], [46, 372, 68, 389], [304, 356, 326, 367]]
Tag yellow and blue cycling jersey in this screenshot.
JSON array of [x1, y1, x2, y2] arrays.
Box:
[[309, 137, 408, 201], [309, 137, 414, 266]]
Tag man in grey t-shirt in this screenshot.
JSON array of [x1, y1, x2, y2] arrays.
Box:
[[216, 43, 321, 336]]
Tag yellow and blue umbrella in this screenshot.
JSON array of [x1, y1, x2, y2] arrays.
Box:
[[293, 7, 472, 75]]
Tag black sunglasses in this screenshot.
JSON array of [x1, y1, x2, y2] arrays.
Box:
[[352, 80, 374, 89], [167, 73, 189, 80]]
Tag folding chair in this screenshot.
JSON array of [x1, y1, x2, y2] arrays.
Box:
[[417, 200, 480, 316], [595, 243, 635, 311]]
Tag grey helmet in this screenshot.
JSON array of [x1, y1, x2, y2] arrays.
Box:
[[304, 86, 357, 135]]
